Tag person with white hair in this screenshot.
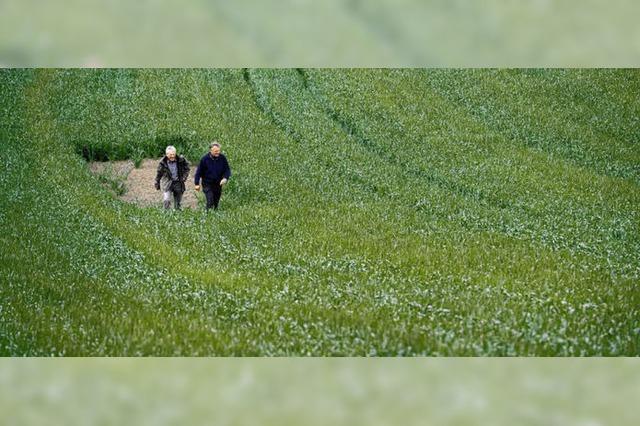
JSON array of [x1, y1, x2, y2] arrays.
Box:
[[154, 145, 190, 209]]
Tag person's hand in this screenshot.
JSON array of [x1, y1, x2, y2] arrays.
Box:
[[154, 182, 160, 191], [220, 178, 228, 186], [194, 184, 201, 191]]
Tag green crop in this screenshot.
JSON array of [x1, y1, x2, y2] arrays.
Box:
[[1, 68, 638, 355]]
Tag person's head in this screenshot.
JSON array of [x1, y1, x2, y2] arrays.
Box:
[[209, 142, 221, 157], [165, 145, 177, 161]]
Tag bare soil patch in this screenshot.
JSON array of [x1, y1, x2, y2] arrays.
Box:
[[89, 158, 200, 209]]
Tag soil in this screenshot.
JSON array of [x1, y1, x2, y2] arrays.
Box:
[[89, 158, 200, 209]]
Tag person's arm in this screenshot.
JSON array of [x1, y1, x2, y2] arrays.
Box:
[[194, 157, 205, 190], [154, 163, 163, 190], [194, 158, 204, 185], [220, 157, 231, 186], [224, 157, 231, 179]]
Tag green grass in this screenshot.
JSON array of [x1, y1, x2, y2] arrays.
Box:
[[1, 68, 638, 355]]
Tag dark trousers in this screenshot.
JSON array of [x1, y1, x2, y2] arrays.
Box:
[[203, 182, 222, 210], [163, 181, 184, 209]]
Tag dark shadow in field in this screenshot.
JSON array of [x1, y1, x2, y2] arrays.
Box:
[[77, 134, 204, 164]]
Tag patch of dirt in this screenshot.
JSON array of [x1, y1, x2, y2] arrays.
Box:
[[89, 158, 200, 209]]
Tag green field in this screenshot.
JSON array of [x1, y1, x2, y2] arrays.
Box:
[[1, 68, 638, 355]]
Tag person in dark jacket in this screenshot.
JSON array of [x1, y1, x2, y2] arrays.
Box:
[[194, 142, 231, 210], [155, 145, 190, 210]]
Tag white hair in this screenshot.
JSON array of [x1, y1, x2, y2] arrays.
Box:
[[165, 145, 177, 155]]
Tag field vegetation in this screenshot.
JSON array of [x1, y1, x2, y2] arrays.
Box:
[[1, 68, 638, 355]]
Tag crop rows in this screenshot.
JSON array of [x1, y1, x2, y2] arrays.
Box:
[[1, 68, 638, 355]]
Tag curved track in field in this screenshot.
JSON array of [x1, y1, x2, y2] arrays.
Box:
[[1, 69, 639, 355]]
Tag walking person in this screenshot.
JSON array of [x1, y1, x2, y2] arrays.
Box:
[[194, 142, 231, 211], [155, 145, 190, 210]]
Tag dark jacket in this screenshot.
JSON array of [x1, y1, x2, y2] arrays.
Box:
[[155, 155, 190, 192], [194, 153, 231, 185]]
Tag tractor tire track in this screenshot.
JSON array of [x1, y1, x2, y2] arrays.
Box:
[[297, 68, 511, 210]]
